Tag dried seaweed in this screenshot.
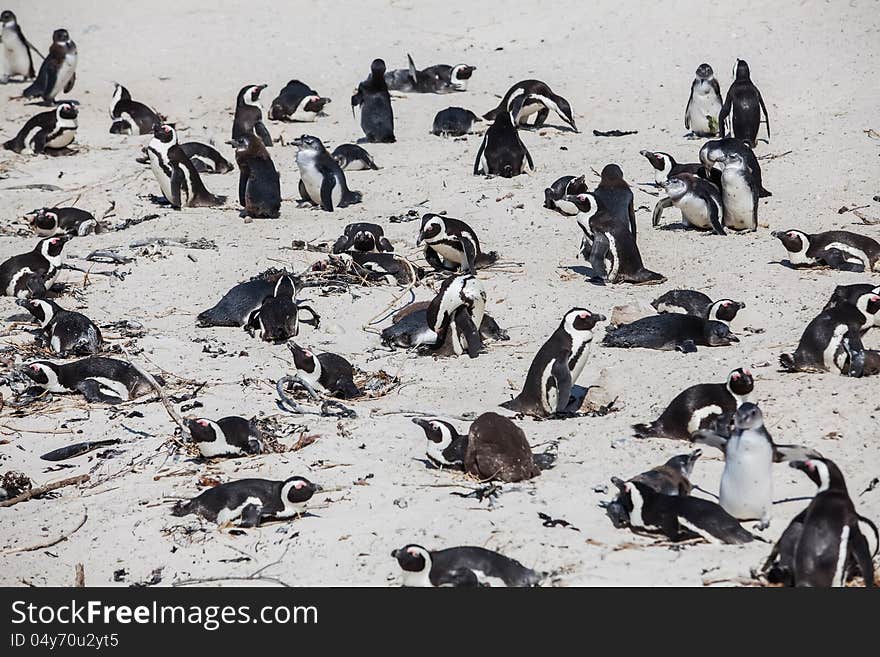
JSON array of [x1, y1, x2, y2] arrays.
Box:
[[1, 471, 33, 498]]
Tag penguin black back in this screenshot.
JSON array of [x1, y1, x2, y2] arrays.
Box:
[[352, 59, 395, 143]]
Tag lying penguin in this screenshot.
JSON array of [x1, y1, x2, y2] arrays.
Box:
[[417, 213, 497, 273], [332, 222, 393, 254], [384, 55, 476, 93], [483, 80, 577, 132], [824, 283, 880, 327], [26, 207, 97, 237], [543, 174, 590, 216], [287, 342, 360, 399], [473, 110, 533, 178], [602, 314, 738, 353], [108, 83, 163, 135], [4, 103, 78, 154], [268, 80, 330, 122], [391, 544, 542, 587], [431, 107, 481, 136], [651, 289, 745, 327], [331, 144, 379, 171], [22, 357, 161, 404], [772, 229, 880, 272], [187, 416, 263, 458], [0, 236, 67, 298], [380, 299, 508, 350], [18, 298, 103, 356], [172, 476, 317, 527]]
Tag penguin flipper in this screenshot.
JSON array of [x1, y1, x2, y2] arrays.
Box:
[[254, 121, 273, 148], [454, 307, 483, 359], [378, 237, 394, 252], [319, 174, 335, 212], [30, 128, 48, 154], [849, 526, 875, 587], [459, 234, 478, 274], [707, 198, 726, 235], [331, 234, 354, 254], [718, 92, 732, 139], [23, 61, 49, 98], [76, 380, 125, 404], [684, 83, 694, 130], [691, 429, 728, 453], [550, 355, 573, 415], [652, 197, 673, 227], [64, 71, 75, 94], [424, 247, 448, 272], [821, 247, 864, 272], [473, 134, 487, 175], [772, 444, 821, 463], [169, 166, 185, 208], [239, 503, 263, 528], [237, 167, 248, 207], [588, 232, 610, 280], [406, 54, 418, 85], [534, 107, 549, 129], [757, 90, 771, 140], [523, 144, 535, 173]]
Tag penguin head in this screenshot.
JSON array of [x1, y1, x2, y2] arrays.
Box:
[[717, 151, 745, 170], [662, 174, 690, 200], [16, 298, 57, 326], [291, 134, 324, 153], [708, 298, 745, 324], [695, 63, 715, 79], [789, 458, 843, 494], [449, 64, 477, 90], [727, 368, 754, 396], [639, 150, 674, 174], [57, 103, 78, 121], [350, 229, 378, 253], [281, 476, 318, 505], [607, 477, 647, 528], [599, 163, 625, 185], [417, 214, 445, 245], [734, 402, 763, 431], [734, 59, 751, 81], [704, 320, 738, 346], [29, 208, 60, 233], [289, 342, 317, 373], [856, 293, 880, 319], [239, 84, 267, 108], [771, 230, 809, 256], [412, 417, 460, 463], [22, 361, 61, 390], [152, 123, 177, 144], [1, 10, 17, 26], [370, 58, 387, 79], [38, 236, 67, 259], [187, 418, 220, 443], [552, 94, 577, 132], [112, 83, 131, 104], [565, 308, 606, 334], [391, 544, 431, 573], [664, 450, 702, 480], [52, 29, 70, 44]]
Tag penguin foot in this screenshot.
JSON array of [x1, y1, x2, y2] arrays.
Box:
[[676, 340, 698, 354]]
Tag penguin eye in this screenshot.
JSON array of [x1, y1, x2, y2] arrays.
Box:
[[731, 373, 740, 379], [293, 480, 305, 490], [407, 547, 420, 557], [197, 419, 209, 427], [578, 311, 589, 318], [30, 364, 40, 371], [303, 350, 312, 357]]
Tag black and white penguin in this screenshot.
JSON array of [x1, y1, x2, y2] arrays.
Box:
[[331, 143, 379, 171], [594, 164, 637, 240], [3, 102, 78, 154], [380, 301, 507, 350], [431, 107, 481, 136], [288, 343, 360, 399], [246, 276, 316, 344], [719, 59, 770, 147], [0, 10, 35, 82], [187, 416, 263, 458], [473, 109, 533, 178], [292, 135, 362, 211], [608, 477, 757, 544], [232, 134, 281, 219], [602, 314, 739, 353], [352, 59, 395, 143], [714, 152, 759, 231], [22, 357, 158, 403], [232, 84, 272, 147], [543, 174, 590, 215], [693, 403, 817, 529], [502, 308, 605, 417], [22, 28, 76, 104], [344, 252, 423, 285], [417, 213, 497, 273], [0, 236, 66, 298], [267, 80, 330, 122], [179, 142, 234, 174], [17, 298, 103, 356], [825, 283, 880, 327], [779, 291, 880, 377], [763, 458, 877, 587], [146, 124, 226, 208], [108, 83, 162, 135], [633, 368, 754, 441], [483, 80, 577, 132], [26, 207, 96, 237], [332, 223, 393, 254], [411, 418, 467, 468], [172, 476, 317, 527], [465, 412, 540, 482], [391, 544, 542, 587], [197, 271, 313, 329], [653, 173, 725, 234], [772, 229, 880, 272], [651, 290, 746, 326], [685, 63, 723, 137], [426, 274, 486, 358], [699, 137, 771, 197], [384, 55, 477, 93]]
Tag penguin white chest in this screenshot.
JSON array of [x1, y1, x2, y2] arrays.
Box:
[[721, 171, 755, 230], [147, 149, 174, 201], [2, 31, 30, 77], [675, 194, 711, 229], [51, 51, 77, 98], [431, 241, 464, 264], [297, 152, 341, 207], [687, 84, 721, 134], [719, 430, 773, 521]]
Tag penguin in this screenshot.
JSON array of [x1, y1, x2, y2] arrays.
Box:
[[231, 134, 281, 219], [245, 276, 317, 343], [288, 343, 360, 399], [653, 174, 725, 234], [719, 59, 770, 147], [763, 457, 877, 587], [593, 164, 637, 241], [0, 10, 35, 82], [465, 412, 540, 482], [417, 213, 497, 273], [824, 283, 880, 326], [22, 28, 76, 104], [473, 109, 533, 178], [426, 63, 477, 93], [267, 80, 329, 122], [26, 207, 97, 237], [146, 124, 226, 208], [331, 143, 379, 171], [187, 416, 262, 458], [380, 301, 508, 350], [411, 417, 467, 468], [391, 544, 542, 587], [3, 102, 78, 154], [699, 137, 771, 197], [639, 150, 707, 186], [352, 59, 395, 143], [17, 298, 103, 356], [108, 83, 162, 135], [684, 63, 722, 137], [197, 271, 313, 329], [292, 135, 362, 211], [633, 368, 754, 441], [384, 55, 477, 93], [426, 274, 486, 358], [715, 152, 759, 231], [608, 477, 757, 544], [431, 107, 481, 136], [501, 308, 605, 417], [179, 142, 234, 174], [232, 84, 272, 147], [22, 357, 159, 403], [779, 291, 880, 376], [543, 174, 590, 215], [0, 236, 66, 298], [345, 252, 423, 285], [772, 229, 880, 272], [692, 403, 818, 529], [651, 290, 746, 326], [483, 80, 577, 132], [332, 223, 393, 254], [171, 476, 317, 527], [602, 314, 739, 353]]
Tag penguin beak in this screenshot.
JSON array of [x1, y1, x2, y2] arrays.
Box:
[[593, 314, 607, 322], [411, 418, 430, 430], [770, 231, 784, 240], [391, 549, 400, 558]]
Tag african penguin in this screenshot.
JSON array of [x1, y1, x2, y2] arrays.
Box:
[[593, 164, 637, 241], [178, 142, 234, 174], [288, 343, 360, 399], [483, 80, 577, 132], [293, 135, 362, 211], [146, 124, 226, 208], [654, 174, 725, 234], [824, 283, 880, 327], [232, 84, 272, 147], [22, 357, 160, 404], [332, 223, 393, 254], [26, 207, 97, 237], [268, 80, 330, 122], [716, 152, 759, 231], [232, 133, 281, 219], [4, 103, 78, 154], [651, 289, 746, 326], [391, 544, 542, 587], [772, 229, 880, 272], [411, 417, 467, 468], [22, 28, 76, 104], [384, 55, 477, 93], [380, 301, 508, 350], [245, 276, 318, 343], [331, 143, 379, 171], [543, 174, 590, 215], [465, 412, 540, 482], [0, 10, 35, 82], [0, 236, 67, 298], [108, 83, 162, 135], [602, 314, 739, 353], [352, 59, 395, 143], [187, 416, 263, 458], [719, 59, 770, 146], [431, 107, 481, 136], [684, 63, 722, 137], [426, 274, 486, 358], [17, 298, 103, 356], [417, 213, 497, 273], [699, 137, 771, 197], [473, 109, 533, 178]]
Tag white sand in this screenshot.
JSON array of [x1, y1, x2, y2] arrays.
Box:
[[0, 0, 878, 586]]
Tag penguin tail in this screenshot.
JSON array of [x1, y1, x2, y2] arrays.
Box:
[[543, 188, 556, 209], [500, 395, 524, 412], [171, 500, 193, 517], [153, 373, 167, 388], [779, 353, 798, 372], [3, 138, 21, 152], [348, 190, 363, 204], [759, 187, 772, 198], [632, 422, 659, 438], [628, 269, 667, 285], [475, 251, 499, 268]]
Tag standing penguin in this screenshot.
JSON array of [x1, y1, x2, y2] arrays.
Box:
[[684, 63, 722, 137], [146, 124, 225, 208], [717, 152, 759, 231], [0, 236, 66, 298], [474, 109, 533, 178], [232, 84, 272, 147], [23, 28, 76, 104], [108, 83, 162, 135], [417, 213, 497, 273], [232, 134, 281, 219], [653, 174, 725, 234], [1, 10, 35, 82], [501, 308, 605, 417], [699, 137, 771, 197], [718, 59, 770, 146], [593, 164, 637, 241], [3, 102, 78, 154], [465, 412, 540, 482], [426, 274, 486, 358], [17, 298, 102, 356], [351, 59, 395, 143], [292, 135, 362, 211]]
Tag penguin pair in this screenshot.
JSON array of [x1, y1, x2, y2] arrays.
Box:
[[187, 416, 262, 458], [109, 83, 162, 135], [772, 229, 880, 272], [352, 59, 395, 143], [483, 79, 577, 132], [502, 308, 605, 417], [4, 103, 78, 154], [384, 55, 476, 93], [332, 223, 393, 254], [651, 289, 746, 327], [431, 107, 481, 137], [232, 84, 272, 146], [425, 274, 486, 358], [292, 135, 362, 211], [22, 357, 160, 404], [231, 134, 281, 218], [762, 457, 877, 587], [26, 207, 97, 237], [287, 342, 360, 399], [172, 476, 317, 527], [268, 80, 330, 122], [633, 368, 754, 441], [602, 313, 739, 353], [22, 28, 76, 104], [380, 298, 507, 351], [699, 137, 771, 197], [392, 544, 542, 587], [0, 236, 67, 298], [473, 109, 533, 178], [417, 213, 497, 273], [654, 174, 725, 234], [543, 174, 590, 216], [684, 63, 722, 137], [146, 124, 226, 208], [18, 298, 103, 357], [825, 283, 880, 327], [0, 11, 35, 83], [719, 60, 770, 147], [700, 138, 771, 232], [412, 412, 540, 482]]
